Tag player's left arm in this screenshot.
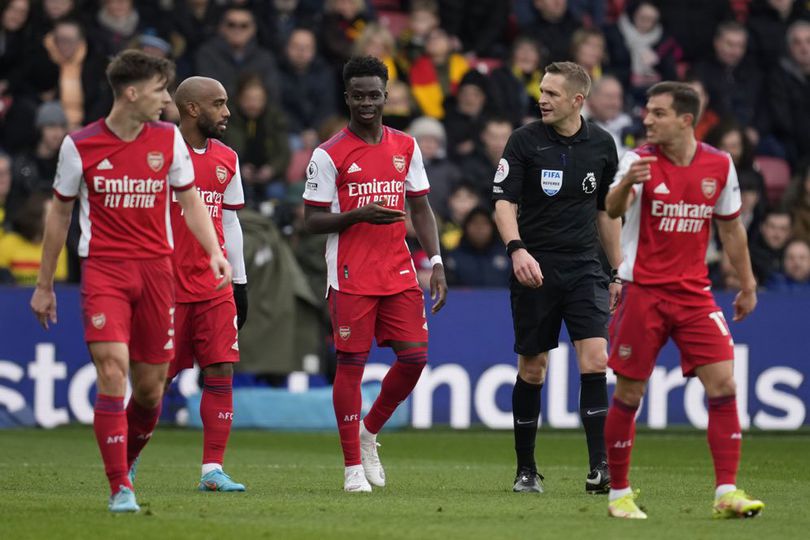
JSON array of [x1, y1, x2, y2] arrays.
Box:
[[716, 217, 757, 321], [223, 209, 247, 329], [597, 139, 623, 312], [408, 194, 447, 314], [715, 153, 756, 321]]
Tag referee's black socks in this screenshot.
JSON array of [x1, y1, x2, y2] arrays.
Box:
[[579, 372, 608, 470], [512, 375, 543, 472]]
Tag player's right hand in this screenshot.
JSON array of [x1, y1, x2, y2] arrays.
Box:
[[512, 249, 543, 288], [31, 286, 57, 329], [623, 156, 657, 185], [209, 253, 233, 290], [353, 202, 406, 225]]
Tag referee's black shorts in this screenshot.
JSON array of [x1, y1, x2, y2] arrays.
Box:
[[509, 252, 609, 356]]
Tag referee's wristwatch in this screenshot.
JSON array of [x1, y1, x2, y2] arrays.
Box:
[[610, 268, 622, 285]]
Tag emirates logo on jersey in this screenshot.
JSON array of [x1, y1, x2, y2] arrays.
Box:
[[216, 165, 228, 184], [147, 151, 164, 172], [701, 178, 717, 199], [392, 155, 406, 173], [91, 313, 106, 329]]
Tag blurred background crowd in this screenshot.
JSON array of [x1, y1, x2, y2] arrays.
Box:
[[1, 0, 809, 301]]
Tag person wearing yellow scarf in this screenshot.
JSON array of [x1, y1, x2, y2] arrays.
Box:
[[42, 20, 87, 129]]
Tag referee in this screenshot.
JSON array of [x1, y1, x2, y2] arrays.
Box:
[[492, 62, 622, 494]]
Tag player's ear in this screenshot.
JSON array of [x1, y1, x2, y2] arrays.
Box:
[[123, 85, 138, 103], [343, 91, 349, 105]]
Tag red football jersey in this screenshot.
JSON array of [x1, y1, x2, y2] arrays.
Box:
[[53, 120, 195, 258], [612, 143, 741, 304], [303, 126, 430, 296], [171, 138, 244, 303]]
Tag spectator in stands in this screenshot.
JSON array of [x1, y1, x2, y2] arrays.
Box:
[[0, 151, 10, 230], [35, 18, 110, 130], [747, 0, 810, 71], [319, 0, 371, 66], [766, 238, 810, 290], [438, 0, 510, 58], [0, 193, 68, 285], [256, 0, 320, 56], [443, 70, 492, 159], [683, 74, 721, 141], [445, 207, 511, 287], [489, 35, 544, 126], [693, 21, 764, 141], [89, 0, 165, 56], [604, 1, 681, 106], [653, 0, 734, 63], [6, 102, 66, 215], [520, 0, 583, 63], [570, 27, 607, 82], [408, 116, 461, 221], [584, 75, 639, 158], [171, 0, 221, 77], [223, 74, 291, 208], [441, 181, 481, 251], [782, 161, 810, 242], [382, 80, 417, 131], [30, 0, 76, 36], [352, 22, 400, 82], [279, 27, 336, 151], [0, 0, 32, 93], [749, 208, 793, 284], [395, 0, 439, 73], [705, 122, 767, 234], [195, 5, 280, 101], [768, 20, 810, 168], [409, 26, 469, 119], [460, 117, 512, 204]]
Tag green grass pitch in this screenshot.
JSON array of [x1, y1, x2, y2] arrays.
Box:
[[1, 427, 808, 539]]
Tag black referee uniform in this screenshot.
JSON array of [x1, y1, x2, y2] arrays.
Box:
[[493, 117, 619, 492]]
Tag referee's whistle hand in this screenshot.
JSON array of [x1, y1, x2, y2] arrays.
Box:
[[512, 250, 543, 288]]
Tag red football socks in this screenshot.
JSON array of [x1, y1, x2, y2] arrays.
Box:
[[707, 395, 741, 487], [605, 397, 638, 490], [126, 397, 161, 469], [333, 352, 368, 466], [363, 347, 428, 435], [200, 376, 234, 466], [94, 394, 131, 494]]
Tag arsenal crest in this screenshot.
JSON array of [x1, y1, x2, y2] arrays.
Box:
[[392, 155, 406, 173], [216, 165, 228, 184], [147, 151, 164, 172], [91, 313, 106, 329], [701, 178, 717, 198], [338, 326, 351, 340]]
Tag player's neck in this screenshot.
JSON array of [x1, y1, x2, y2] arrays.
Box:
[[105, 105, 145, 142], [180, 124, 207, 149], [347, 120, 383, 145], [551, 113, 582, 138], [659, 135, 698, 166]]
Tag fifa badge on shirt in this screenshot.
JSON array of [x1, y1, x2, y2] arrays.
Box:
[[147, 151, 164, 172], [582, 172, 597, 194], [392, 155, 406, 173], [541, 169, 563, 196], [216, 165, 228, 183], [701, 178, 717, 198]]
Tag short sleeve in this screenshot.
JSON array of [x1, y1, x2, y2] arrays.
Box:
[[714, 153, 742, 220], [405, 140, 430, 196], [168, 125, 195, 190], [491, 131, 525, 203], [52, 136, 83, 200], [303, 147, 337, 207], [223, 156, 245, 210], [597, 137, 619, 210]]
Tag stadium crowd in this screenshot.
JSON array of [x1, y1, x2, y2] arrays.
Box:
[[1, 0, 809, 293]]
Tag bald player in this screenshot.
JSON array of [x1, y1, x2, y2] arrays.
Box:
[[165, 77, 248, 491]]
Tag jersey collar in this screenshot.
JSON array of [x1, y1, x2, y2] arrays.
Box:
[[543, 115, 590, 144]]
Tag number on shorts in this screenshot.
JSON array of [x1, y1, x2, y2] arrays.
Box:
[[708, 311, 729, 336]]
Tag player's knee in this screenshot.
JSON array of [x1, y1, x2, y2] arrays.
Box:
[[133, 383, 164, 409], [518, 356, 547, 385], [203, 362, 234, 378], [580, 351, 608, 374], [95, 361, 127, 390], [708, 376, 737, 398], [615, 381, 645, 407]]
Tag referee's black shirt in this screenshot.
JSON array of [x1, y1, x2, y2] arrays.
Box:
[[492, 118, 619, 255]]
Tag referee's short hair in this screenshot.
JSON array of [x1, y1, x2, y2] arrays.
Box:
[[544, 61, 591, 98], [647, 82, 700, 127]]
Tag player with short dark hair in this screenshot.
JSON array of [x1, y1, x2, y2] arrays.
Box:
[[604, 81, 763, 519], [30, 50, 231, 513], [492, 61, 622, 494], [304, 55, 447, 492]]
